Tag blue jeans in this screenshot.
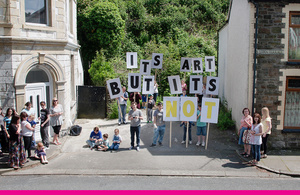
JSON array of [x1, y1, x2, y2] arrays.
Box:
[[196, 126, 207, 136], [152, 125, 166, 145], [86, 140, 101, 148], [110, 143, 120, 150], [153, 93, 158, 103], [183, 126, 192, 141], [252, 144, 261, 161], [118, 104, 127, 123], [130, 126, 141, 147], [238, 127, 247, 145]]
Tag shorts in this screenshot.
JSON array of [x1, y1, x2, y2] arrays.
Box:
[[52, 125, 61, 135], [197, 126, 207, 136], [142, 95, 147, 102]]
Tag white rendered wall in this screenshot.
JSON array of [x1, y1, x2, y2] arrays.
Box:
[[218, 0, 253, 129]]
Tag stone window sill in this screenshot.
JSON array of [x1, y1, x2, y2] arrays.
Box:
[[22, 24, 56, 32], [286, 62, 300, 65], [283, 129, 300, 133]]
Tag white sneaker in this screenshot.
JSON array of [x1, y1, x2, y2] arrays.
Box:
[[44, 160, 48, 164], [136, 147, 140, 152], [181, 141, 186, 144], [201, 142, 205, 147], [129, 146, 133, 150], [189, 141, 192, 145], [196, 141, 201, 146]]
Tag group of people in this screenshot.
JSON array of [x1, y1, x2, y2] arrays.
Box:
[[113, 79, 209, 151], [238, 107, 272, 165], [86, 127, 122, 152], [0, 97, 64, 169]]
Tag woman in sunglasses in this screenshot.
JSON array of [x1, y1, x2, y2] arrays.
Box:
[[50, 98, 63, 145]]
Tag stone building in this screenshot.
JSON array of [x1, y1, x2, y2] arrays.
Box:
[[0, 0, 84, 137], [219, 0, 300, 148]]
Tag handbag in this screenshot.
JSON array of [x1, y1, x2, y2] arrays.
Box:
[[242, 126, 251, 144]]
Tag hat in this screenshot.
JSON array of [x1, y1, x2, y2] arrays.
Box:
[[148, 94, 153, 97]]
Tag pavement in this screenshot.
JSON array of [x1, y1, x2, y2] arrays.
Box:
[[1, 109, 299, 177]]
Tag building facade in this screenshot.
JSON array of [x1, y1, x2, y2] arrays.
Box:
[[219, 0, 300, 148], [0, 0, 84, 137]]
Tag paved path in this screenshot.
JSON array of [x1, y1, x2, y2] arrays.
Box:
[[1, 109, 299, 177]]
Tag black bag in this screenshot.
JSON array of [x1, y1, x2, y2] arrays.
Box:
[[69, 125, 82, 136]]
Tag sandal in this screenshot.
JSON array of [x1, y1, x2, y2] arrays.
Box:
[[13, 166, 19, 170], [243, 154, 250, 158], [240, 152, 247, 155]]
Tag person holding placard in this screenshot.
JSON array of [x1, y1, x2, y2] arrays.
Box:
[[238, 108, 253, 158], [181, 80, 187, 92], [128, 102, 143, 151], [129, 92, 142, 109], [150, 102, 165, 147], [118, 86, 128, 125], [147, 94, 155, 123], [196, 104, 207, 147], [141, 94, 147, 109], [180, 121, 194, 145], [153, 81, 159, 102]]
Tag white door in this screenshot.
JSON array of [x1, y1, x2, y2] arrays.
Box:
[[25, 83, 47, 142]]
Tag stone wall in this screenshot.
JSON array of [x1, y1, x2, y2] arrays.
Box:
[[254, 2, 300, 149]]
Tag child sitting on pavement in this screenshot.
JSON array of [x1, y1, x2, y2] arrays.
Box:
[[98, 133, 109, 151], [34, 142, 48, 164], [109, 129, 122, 151], [86, 127, 103, 150]]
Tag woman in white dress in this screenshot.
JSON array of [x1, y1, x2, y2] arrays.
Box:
[[50, 98, 63, 145]]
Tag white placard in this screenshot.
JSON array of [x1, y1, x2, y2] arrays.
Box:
[[151, 53, 163, 69], [142, 75, 155, 94], [126, 52, 138, 69], [163, 97, 180, 121], [205, 56, 215, 72], [180, 97, 197, 122], [200, 97, 219, 123], [206, 76, 219, 96], [192, 58, 203, 73], [106, 78, 122, 99], [128, 73, 141, 92], [140, 60, 151, 75], [189, 75, 203, 94], [168, 75, 182, 94], [180, 58, 192, 72]]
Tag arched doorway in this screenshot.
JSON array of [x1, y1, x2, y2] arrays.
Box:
[[25, 66, 53, 118]]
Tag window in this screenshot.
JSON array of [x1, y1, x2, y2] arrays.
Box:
[[284, 77, 300, 129], [25, 0, 48, 25]]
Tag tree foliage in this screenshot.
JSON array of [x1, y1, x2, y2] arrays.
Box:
[[78, 0, 230, 96]]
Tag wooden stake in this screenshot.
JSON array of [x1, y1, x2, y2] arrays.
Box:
[[169, 121, 172, 148], [186, 122, 189, 148], [146, 95, 149, 121], [205, 123, 210, 150]]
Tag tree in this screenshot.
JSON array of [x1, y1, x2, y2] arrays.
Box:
[[88, 51, 116, 86], [78, 0, 125, 83]]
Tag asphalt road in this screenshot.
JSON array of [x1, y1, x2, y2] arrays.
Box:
[[0, 175, 299, 190]]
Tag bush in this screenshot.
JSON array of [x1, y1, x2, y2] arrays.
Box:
[[107, 100, 119, 119], [217, 101, 235, 131]]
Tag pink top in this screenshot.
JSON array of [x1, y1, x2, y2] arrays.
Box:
[[240, 115, 253, 129]]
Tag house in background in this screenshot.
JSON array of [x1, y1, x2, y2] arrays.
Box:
[[219, 0, 300, 149], [0, 0, 84, 138]]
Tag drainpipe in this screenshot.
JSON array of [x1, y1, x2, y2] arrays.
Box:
[[250, 0, 259, 116]]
